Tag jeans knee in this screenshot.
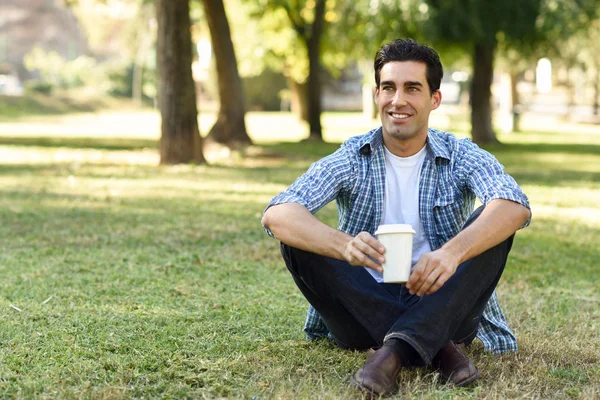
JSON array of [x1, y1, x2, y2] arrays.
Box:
[[280, 242, 296, 269]]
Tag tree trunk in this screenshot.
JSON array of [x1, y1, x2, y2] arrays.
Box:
[[566, 66, 576, 108], [304, 0, 325, 140], [156, 0, 205, 164], [132, 61, 143, 106], [133, 30, 154, 106], [593, 67, 599, 116], [510, 72, 521, 132], [202, 0, 251, 147], [287, 77, 309, 121], [470, 42, 500, 145]]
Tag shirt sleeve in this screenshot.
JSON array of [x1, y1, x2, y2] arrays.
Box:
[[262, 145, 355, 237], [460, 142, 531, 228]]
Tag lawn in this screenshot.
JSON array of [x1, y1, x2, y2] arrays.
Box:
[[0, 111, 599, 399]]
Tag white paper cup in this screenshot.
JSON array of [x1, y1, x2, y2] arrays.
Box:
[[374, 224, 415, 283]]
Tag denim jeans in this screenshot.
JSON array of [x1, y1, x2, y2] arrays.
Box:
[[280, 206, 514, 365]]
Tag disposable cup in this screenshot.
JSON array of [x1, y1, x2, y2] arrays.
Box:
[[374, 224, 415, 283]]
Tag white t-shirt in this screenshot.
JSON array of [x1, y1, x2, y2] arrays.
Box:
[[366, 145, 432, 283]]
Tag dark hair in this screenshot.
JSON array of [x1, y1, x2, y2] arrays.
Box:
[[374, 39, 443, 94]]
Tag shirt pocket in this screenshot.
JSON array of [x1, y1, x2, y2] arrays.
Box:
[[433, 193, 464, 242]]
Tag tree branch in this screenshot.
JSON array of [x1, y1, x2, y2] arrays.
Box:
[[281, 2, 306, 37]]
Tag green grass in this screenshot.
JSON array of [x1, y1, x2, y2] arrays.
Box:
[[0, 93, 117, 120], [0, 113, 599, 399]]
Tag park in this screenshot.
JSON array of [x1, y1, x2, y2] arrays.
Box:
[[1, 0, 600, 399]]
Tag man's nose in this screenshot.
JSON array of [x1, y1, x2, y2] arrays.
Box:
[[391, 91, 407, 107]]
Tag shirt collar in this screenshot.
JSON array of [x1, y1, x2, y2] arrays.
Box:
[[358, 127, 451, 160], [425, 128, 451, 160]]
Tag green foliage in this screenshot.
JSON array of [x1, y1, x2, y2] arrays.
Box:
[[69, 0, 157, 102], [23, 47, 65, 87], [107, 63, 135, 98], [239, 0, 376, 82], [223, 0, 271, 77], [23, 47, 108, 92], [328, 0, 429, 63], [24, 81, 54, 95], [237, 0, 470, 86], [243, 68, 287, 111], [535, 0, 599, 55], [105, 61, 156, 103], [425, 0, 542, 45], [240, 0, 312, 82], [425, 0, 599, 69]]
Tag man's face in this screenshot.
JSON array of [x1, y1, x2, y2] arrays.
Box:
[[375, 61, 441, 148]]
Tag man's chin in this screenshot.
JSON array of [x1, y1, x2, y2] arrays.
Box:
[[384, 129, 417, 141]]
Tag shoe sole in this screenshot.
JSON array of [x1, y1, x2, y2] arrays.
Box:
[[350, 373, 396, 398], [453, 368, 481, 387]]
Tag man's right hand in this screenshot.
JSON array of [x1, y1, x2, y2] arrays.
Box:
[[343, 231, 386, 273]]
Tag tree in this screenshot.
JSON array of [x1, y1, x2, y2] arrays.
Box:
[[586, 20, 600, 115], [202, 0, 252, 147], [535, 1, 600, 115], [425, 0, 599, 144], [240, 1, 320, 127], [156, 0, 206, 164], [243, 0, 332, 140], [425, 0, 542, 144], [266, 0, 327, 140], [252, 0, 420, 140]]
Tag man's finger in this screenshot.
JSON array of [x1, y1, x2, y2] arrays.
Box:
[[353, 236, 385, 263], [425, 272, 450, 295], [358, 232, 386, 254], [416, 268, 443, 296], [406, 259, 423, 286], [409, 256, 438, 292], [348, 246, 382, 272]]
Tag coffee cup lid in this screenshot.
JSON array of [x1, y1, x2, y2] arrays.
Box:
[[374, 224, 416, 235]]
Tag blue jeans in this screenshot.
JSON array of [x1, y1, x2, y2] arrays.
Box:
[[280, 206, 514, 365]]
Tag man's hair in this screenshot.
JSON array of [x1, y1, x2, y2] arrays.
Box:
[[374, 38, 443, 94]]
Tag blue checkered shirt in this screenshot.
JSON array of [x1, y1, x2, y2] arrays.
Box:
[[265, 127, 531, 354]]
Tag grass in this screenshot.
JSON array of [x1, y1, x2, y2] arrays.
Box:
[[0, 92, 124, 120], [0, 110, 599, 399]]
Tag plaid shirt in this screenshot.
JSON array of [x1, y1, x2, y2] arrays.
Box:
[[265, 127, 531, 354]]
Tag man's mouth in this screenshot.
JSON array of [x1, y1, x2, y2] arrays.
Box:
[[389, 112, 411, 120]]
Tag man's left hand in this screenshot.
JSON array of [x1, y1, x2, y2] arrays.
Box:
[[406, 248, 460, 296]]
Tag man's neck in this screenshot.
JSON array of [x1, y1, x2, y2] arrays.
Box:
[[382, 135, 427, 158]]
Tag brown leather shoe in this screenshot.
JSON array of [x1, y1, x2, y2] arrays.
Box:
[[432, 341, 480, 386], [351, 342, 403, 396]]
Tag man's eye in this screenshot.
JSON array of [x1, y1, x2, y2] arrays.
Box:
[[407, 87, 418, 92], [383, 86, 394, 91]]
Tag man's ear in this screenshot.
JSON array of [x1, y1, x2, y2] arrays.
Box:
[[431, 90, 442, 110], [374, 86, 380, 100]]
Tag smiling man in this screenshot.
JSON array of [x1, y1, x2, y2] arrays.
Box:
[[262, 39, 531, 396]]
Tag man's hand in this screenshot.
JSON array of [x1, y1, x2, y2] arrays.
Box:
[[343, 231, 385, 273], [406, 248, 460, 296]]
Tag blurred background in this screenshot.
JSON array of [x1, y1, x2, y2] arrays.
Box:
[[0, 0, 599, 162]]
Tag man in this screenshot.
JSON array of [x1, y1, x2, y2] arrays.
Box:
[[262, 39, 530, 396]]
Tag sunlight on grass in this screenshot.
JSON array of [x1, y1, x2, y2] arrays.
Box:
[[0, 146, 159, 165]]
